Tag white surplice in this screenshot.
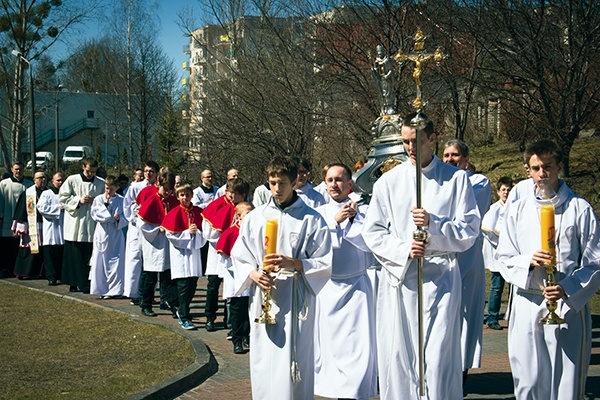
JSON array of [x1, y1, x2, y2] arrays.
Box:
[[37, 188, 64, 246], [191, 184, 218, 209], [459, 172, 491, 370], [166, 230, 206, 279], [59, 174, 105, 243], [314, 199, 377, 400], [0, 177, 33, 236], [362, 156, 480, 400], [481, 200, 505, 272], [232, 196, 332, 400], [496, 182, 600, 400], [122, 180, 151, 298], [89, 194, 127, 297], [295, 182, 326, 209]]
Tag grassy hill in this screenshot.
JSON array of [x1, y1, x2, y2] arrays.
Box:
[[466, 135, 600, 216]]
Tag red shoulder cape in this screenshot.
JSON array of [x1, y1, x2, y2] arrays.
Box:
[[201, 195, 235, 232], [161, 204, 203, 233], [137, 189, 179, 226], [216, 224, 240, 257], [136, 184, 157, 205]]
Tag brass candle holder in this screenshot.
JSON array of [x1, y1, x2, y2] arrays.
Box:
[[539, 262, 565, 325]]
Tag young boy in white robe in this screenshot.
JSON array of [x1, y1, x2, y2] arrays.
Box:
[[231, 156, 332, 400], [162, 184, 206, 330], [481, 176, 513, 330], [217, 201, 253, 354], [89, 176, 127, 298], [497, 139, 600, 400]]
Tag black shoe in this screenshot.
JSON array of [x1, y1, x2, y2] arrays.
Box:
[[226, 330, 233, 340], [233, 340, 244, 354], [48, 279, 58, 286], [69, 286, 80, 292], [159, 302, 170, 310], [129, 298, 140, 306], [205, 319, 216, 332], [242, 337, 250, 349], [141, 308, 157, 317]]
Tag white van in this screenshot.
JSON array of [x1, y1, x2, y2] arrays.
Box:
[[62, 146, 93, 167], [27, 151, 55, 170]]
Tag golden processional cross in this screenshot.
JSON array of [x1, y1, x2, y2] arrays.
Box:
[[394, 28, 444, 110]]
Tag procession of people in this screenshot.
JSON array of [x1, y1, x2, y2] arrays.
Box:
[[1, 125, 598, 400]]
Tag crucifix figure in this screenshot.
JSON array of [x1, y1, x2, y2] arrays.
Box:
[[394, 28, 444, 109]]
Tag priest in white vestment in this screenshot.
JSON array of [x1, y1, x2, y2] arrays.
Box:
[[59, 158, 105, 292], [496, 140, 600, 400], [363, 114, 480, 400], [232, 156, 332, 400], [443, 139, 492, 374], [314, 164, 377, 400]]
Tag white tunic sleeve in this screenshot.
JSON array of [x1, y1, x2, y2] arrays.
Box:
[[37, 190, 61, 220], [166, 230, 206, 251]]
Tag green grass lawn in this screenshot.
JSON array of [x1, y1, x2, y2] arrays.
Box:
[[0, 283, 194, 400]]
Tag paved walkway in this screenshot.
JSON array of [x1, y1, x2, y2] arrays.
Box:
[[6, 276, 600, 400]]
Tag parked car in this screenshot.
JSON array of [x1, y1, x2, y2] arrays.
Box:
[[26, 151, 55, 170], [62, 146, 93, 167]]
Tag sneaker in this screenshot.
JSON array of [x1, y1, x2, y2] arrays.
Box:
[[130, 298, 140, 306], [181, 319, 196, 330], [488, 322, 503, 330], [226, 331, 233, 340]]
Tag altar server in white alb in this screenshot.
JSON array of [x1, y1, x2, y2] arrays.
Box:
[[496, 139, 600, 400], [314, 163, 377, 400], [292, 157, 326, 209], [122, 160, 159, 305], [363, 113, 480, 400], [37, 172, 65, 286], [443, 138, 491, 379], [89, 176, 127, 298], [232, 156, 332, 400]]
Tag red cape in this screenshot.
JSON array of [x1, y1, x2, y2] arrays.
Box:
[[137, 186, 179, 226], [162, 204, 203, 233], [216, 223, 240, 257], [201, 195, 235, 232]]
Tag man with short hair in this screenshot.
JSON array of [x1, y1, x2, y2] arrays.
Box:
[[363, 113, 480, 399], [59, 158, 105, 292], [497, 140, 600, 400], [215, 168, 239, 198], [192, 169, 219, 210], [314, 163, 377, 400], [13, 171, 47, 279], [37, 172, 65, 285], [0, 162, 33, 277], [123, 161, 160, 304], [443, 138, 491, 379], [232, 155, 332, 399]]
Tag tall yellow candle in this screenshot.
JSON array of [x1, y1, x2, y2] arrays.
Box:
[[540, 204, 556, 259], [265, 219, 278, 255]]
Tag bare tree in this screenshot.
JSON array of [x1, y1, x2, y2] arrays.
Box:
[[0, 0, 95, 164], [466, 0, 600, 176]]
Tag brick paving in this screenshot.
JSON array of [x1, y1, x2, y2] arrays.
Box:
[[5, 276, 599, 399]]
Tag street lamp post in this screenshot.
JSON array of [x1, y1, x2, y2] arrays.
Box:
[[11, 50, 35, 170], [55, 84, 64, 171]]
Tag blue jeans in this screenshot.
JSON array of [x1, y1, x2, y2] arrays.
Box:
[[487, 271, 505, 324]]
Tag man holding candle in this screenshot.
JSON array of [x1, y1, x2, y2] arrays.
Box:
[[496, 139, 600, 400], [362, 113, 481, 400], [231, 156, 332, 400]]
